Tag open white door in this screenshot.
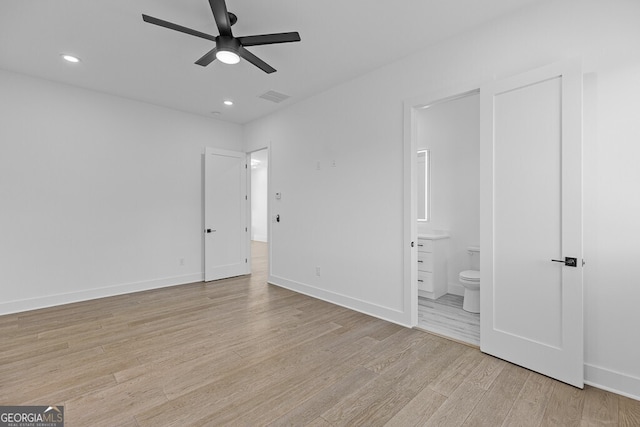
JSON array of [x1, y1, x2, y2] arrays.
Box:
[[204, 147, 250, 282], [480, 60, 583, 387]]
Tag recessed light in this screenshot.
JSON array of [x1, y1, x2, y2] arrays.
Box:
[[223, 100, 233, 106], [61, 54, 81, 63]]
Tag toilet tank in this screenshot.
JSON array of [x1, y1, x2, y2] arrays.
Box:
[[468, 246, 480, 270]]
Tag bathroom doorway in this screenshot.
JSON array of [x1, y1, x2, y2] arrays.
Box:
[[404, 89, 480, 346]]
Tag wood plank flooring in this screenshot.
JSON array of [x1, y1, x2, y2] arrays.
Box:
[[1, 241, 638, 426]]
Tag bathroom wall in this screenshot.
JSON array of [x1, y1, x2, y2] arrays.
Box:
[[416, 94, 480, 295], [250, 149, 269, 242]]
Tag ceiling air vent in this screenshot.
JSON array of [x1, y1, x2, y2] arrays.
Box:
[[259, 90, 291, 104]]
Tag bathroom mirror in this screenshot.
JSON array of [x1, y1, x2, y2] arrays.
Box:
[[417, 149, 430, 221]]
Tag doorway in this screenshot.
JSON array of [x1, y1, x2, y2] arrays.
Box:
[[249, 148, 269, 275], [410, 91, 481, 345]]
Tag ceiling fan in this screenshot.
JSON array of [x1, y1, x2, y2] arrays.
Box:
[[142, 0, 301, 74]]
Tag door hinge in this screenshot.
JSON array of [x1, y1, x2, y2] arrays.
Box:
[[245, 227, 247, 232], [245, 195, 248, 200], [245, 258, 248, 263], [245, 164, 247, 169]]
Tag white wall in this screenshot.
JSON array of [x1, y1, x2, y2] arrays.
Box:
[[246, 82, 406, 323], [250, 149, 268, 242], [417, 94, 480, 295], [0, 69, 243, 314], [245, 0, 640, 399]]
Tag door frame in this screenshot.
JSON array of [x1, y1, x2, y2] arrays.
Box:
[[404, 85, 481, 327]]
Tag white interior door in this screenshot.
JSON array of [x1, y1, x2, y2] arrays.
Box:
[[204, 147, 249, 282], [480, 60, 583, 387]]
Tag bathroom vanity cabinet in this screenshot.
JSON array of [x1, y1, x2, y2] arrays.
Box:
[[417, 233, 449, 300]]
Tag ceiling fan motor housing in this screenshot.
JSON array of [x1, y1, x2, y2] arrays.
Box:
[[217, 36, 241, 54]]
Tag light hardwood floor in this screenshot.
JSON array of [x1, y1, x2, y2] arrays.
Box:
[[1, 241, 639, 426]]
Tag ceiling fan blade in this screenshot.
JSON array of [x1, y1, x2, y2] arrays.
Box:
[[239, 46, 276, 74], [237, 32, 301, 47], [208, 0, 233, 37], [142, 14, 216, 42], [195, 48, 218, 66]]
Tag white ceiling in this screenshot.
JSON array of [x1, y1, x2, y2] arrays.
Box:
[[0, 0, 539, 124]]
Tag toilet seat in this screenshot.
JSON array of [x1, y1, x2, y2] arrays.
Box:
[[459, 270, 480, 282]]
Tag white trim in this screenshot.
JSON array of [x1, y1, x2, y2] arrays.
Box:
[[585, 363, 640, 401], [267, 145, 273, 280], [0, 273, 203, 316], [245, 151, 253, 273], [268, 274, 410, 327], [402, 97, 418, 326]]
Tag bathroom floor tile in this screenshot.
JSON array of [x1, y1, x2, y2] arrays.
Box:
[[418, 294, 480, 346]]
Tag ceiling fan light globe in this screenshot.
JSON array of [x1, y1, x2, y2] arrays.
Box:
[[216, 50, 240, 64]]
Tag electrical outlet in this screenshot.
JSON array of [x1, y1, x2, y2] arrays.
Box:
[[316, 266, 321, 277], [179, 258, 185, 266]]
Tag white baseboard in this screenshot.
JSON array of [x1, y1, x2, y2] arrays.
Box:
[[585, 363, 640, 401], [0, 273, 204, 316], [268, 274, 411, 327]]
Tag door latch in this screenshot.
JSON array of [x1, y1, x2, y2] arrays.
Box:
[[551, 257, 577, 267]]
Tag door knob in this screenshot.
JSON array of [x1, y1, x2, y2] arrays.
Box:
[[551, 257, 577, 267], [205, 229, 216, 234]]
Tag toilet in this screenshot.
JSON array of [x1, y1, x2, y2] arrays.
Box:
[[459, 246, 480, 313]]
